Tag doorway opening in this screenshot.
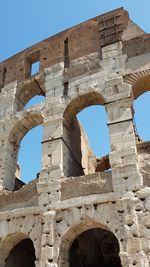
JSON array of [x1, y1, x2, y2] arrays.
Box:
[[69, 228, 122, 267], [5, 238, 36, 267]]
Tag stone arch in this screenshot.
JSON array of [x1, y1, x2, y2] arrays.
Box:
[[124, 70, 150, 141], [14, 75, 46, 111], [59, 222, 121, 267], [124, 69, 150, 99], [62, 91, 108, 177], [63, 91, 105, 129], [0, 232, 36, 267], [9, 112, 43, 146], [4, 112, 43, 191]]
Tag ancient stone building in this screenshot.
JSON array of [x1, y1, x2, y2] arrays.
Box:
[[0, 7, 149, 267]]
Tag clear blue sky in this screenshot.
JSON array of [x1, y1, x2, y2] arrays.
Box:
[[0, 1, 150, 183]]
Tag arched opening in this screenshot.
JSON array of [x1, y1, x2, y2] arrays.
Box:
[[131, 73, 150, 142], [77, 105, 110, 157], [63, 92, 110, 177], [69, 228, 122, 267], [130, 74, 150, 187], [25, 95, 45, 109], [133, 89, 150, 187], [0, 233, 36, 267], [133, 91, 150, 142], [14, 78, 45, 112], [4, 238, 36, 267], [17, 124, 43, 184], [4, 112, 43, 191], [132, 74, 150, 100]]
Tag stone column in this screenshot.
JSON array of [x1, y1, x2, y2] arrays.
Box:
[[0, 128, 17, 191], [39, 211, 58, 267], [37, 117, 64, 206], [42, 118, 64, 172], [37, 62, 66, 205], [105, 77, 143, 193]]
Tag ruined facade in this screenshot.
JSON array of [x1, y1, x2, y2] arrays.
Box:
[[0, 7, 149, 267]]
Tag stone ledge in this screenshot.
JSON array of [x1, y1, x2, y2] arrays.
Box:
[[60, 171, 112, 200]]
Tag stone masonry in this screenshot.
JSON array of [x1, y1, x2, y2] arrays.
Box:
[[0, 7, 149, 267]]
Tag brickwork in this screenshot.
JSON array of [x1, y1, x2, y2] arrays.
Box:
[[0, 8, 149, 267]]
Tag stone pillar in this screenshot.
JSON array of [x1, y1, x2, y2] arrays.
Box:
[[37, 117, 64, 206], [0, 82, 19, 191], [105, 77, 143, 193], [39, 211, 58, 267], [37, 62, 66, 205], [42, 118, 64, 172], [0, 130, 17, 191]]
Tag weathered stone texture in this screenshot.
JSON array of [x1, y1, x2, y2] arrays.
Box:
[[0, 7, 149, 267]]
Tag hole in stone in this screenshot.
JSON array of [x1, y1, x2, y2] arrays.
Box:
[[64, 38, 69, 68], [45, 231, 50, 235], [63, 81, 69, 96], [127, 223, 133, 227], [56, 218, 63, 224], [31, 61, 40, 76], [117, 209, 124, 214], [132, 233, 138, 238], [24, 51, 41, 79], [135, 207, 142, 212], [140, 198, 145, 201], [93, 204, 98, 210]]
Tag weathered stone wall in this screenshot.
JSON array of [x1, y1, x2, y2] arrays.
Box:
[[137, 142, 150, 187], [0, 7, 149, 267]]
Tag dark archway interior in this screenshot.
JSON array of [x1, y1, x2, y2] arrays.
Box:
[[69, 228, 122, 267], [5, 238, 36, 267]]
